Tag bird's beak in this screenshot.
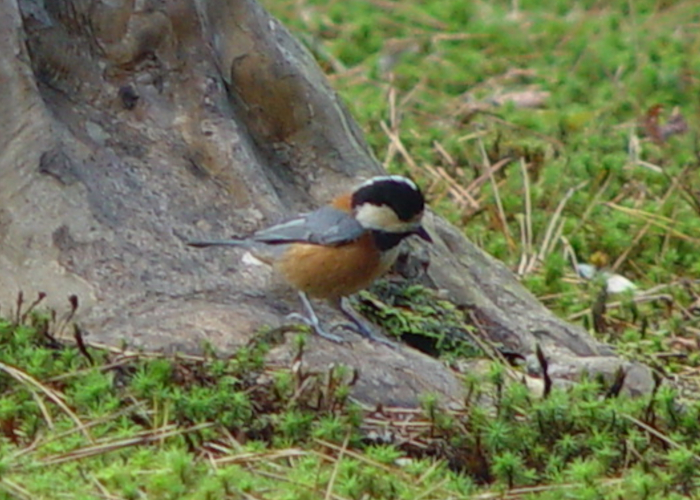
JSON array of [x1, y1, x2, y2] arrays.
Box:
[[414, 226, 433, 243]]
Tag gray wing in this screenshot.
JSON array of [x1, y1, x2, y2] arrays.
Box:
[[251, 206, 365, 246]]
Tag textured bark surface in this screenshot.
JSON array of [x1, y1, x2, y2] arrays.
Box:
[[0, 0, 653, 406]]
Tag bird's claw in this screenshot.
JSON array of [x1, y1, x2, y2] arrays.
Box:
[[337, 298, 397, 347], [330, 321, 397, 348], [285, 313, 346, 343], [288, 292, 395, 346]]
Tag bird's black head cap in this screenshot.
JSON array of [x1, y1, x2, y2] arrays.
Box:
[[351, 176, 425, 221]]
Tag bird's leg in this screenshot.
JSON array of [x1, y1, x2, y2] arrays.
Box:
[[334, 297, 396, 347], [286, 292, 346, 343]]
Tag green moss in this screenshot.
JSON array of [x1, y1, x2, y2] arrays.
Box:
[[1, 308, 698, 498], [357, 282, 483, 359]]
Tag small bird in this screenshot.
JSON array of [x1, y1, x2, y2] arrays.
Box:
[[188, 175, 432, 343]]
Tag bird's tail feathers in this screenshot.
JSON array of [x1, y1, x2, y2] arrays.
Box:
[[187, 239, 248, 248]]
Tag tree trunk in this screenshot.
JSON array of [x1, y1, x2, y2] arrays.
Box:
[[0, 0, 652, 405]]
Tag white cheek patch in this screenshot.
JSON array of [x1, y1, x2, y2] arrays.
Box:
[[355, 203, 421, 233], [355, 204, 396, 230]]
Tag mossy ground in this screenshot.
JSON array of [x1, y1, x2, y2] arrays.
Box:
[[4, 0, 700, 498], [1, 309, 700, 499]]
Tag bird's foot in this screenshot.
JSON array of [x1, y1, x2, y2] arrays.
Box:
[[285, 312, 346, 343], [330, 320, 396, 347], [337, 297, 397, 347]]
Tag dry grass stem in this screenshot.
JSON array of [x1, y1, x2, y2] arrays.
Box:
[[477, 136, 513, 248], [538, 182, 587, 262], [324, 432, 351, 500], [40, 423, 212, 465], [0, 360, 93, 443]]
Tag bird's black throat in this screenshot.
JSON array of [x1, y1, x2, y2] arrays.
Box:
[[371, 230, 413, 251]]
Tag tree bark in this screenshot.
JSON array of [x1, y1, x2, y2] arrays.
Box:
[[0, 0, 652, 405]]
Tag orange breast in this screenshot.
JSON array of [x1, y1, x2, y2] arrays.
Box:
[[275, 233, 396, 299]]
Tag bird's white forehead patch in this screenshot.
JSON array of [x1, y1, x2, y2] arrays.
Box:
[[357, 175, 417, 191]]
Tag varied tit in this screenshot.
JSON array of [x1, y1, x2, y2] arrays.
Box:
[[188, 175, 432, 344]]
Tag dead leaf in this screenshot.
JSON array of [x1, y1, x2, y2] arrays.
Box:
[[641, 104, 687, 145], [660, 107, 688, 140], [490, 90, 550, 108]]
